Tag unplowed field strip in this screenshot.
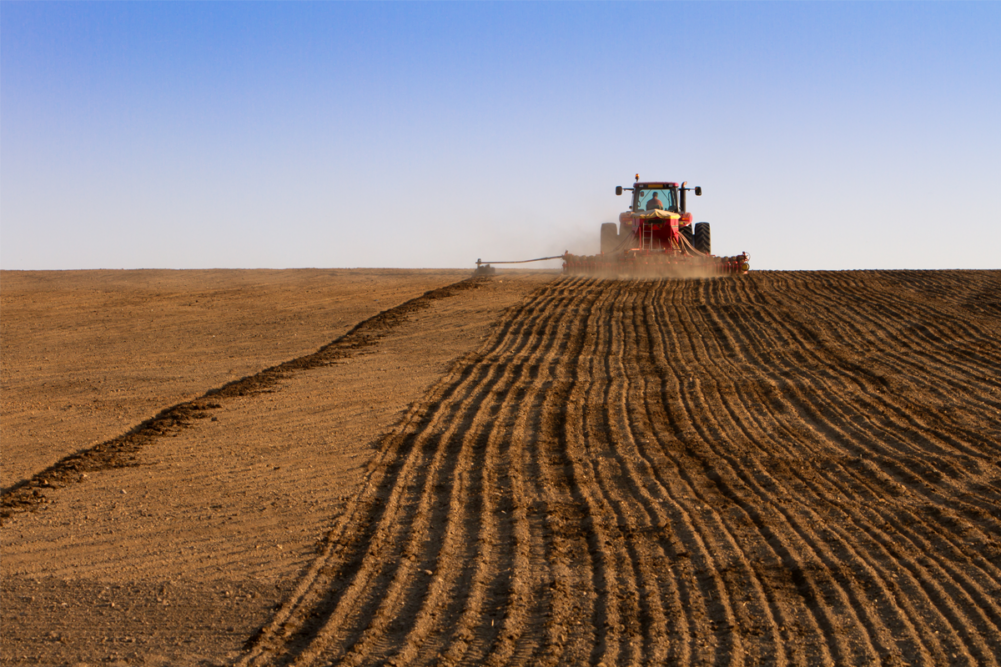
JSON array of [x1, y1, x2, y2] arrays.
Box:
[[0, 276, 487, 522], [242, 271, 1001, 667]]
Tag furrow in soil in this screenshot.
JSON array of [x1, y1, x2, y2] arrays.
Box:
[[239, 272, 1001, 667]]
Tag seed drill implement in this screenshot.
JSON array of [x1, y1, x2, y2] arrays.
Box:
[[475, 176, 750, 277]]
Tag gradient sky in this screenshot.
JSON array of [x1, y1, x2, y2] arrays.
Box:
[[2, 2, 999, 271]]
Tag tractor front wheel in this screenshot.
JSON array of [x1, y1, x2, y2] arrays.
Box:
[[694, 222, 711, 254]]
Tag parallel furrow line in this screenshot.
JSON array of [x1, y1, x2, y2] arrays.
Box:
[[722, 277, 1001, 664], [660, 278, 860, 664], [241, 280, 568, 665]]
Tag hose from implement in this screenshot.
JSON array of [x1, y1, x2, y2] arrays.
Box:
[[475, 255, 564, 267]]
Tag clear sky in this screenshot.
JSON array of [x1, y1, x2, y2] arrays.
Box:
[[2, 2, 999, 271]]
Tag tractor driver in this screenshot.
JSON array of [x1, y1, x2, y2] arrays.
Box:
[[646, 191, 665, 211]]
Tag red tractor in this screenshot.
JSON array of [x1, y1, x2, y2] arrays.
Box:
[[472, 176, 749, 277], [562, 175, 748, 276], [602, 179, 710, 254]]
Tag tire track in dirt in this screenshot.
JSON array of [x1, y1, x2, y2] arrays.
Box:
[[240, 271, 1001, 666]]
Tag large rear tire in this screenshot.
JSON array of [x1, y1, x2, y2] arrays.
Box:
[[694, 222, 711, 254], [600, 223, 619, 253]]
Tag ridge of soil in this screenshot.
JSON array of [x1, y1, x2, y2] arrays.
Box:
[[1, 276, 484, 522], [1, 269, 477, 490]]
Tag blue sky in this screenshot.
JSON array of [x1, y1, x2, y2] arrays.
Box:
[[2, 2, 999, 270]]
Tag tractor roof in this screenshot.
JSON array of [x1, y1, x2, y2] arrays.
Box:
[[635, 182, 678, 188]]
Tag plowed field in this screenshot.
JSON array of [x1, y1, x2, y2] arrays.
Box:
[[239, 271, 1001, 667], [4, 270, 1001, 666]]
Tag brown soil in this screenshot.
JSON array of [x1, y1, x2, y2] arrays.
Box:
[[0, 269, 477, 491], [1, 268, 555, 666], [3, 269, 1001, 666]]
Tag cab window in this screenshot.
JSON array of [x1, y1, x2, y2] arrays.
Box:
[[635, 187, 676, 212]]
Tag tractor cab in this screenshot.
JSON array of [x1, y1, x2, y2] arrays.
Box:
[[615, 178, 702, 213], [631, 182, 678, 213]]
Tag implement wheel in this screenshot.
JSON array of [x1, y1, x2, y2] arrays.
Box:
[[695, 222, 711, 254], [600, 223, 619, 253]]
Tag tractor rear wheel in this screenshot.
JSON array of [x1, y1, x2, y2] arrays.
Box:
[[600, 223, 619, 253], [679, 224, 694, 249], [694, 222, 711, 254]]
